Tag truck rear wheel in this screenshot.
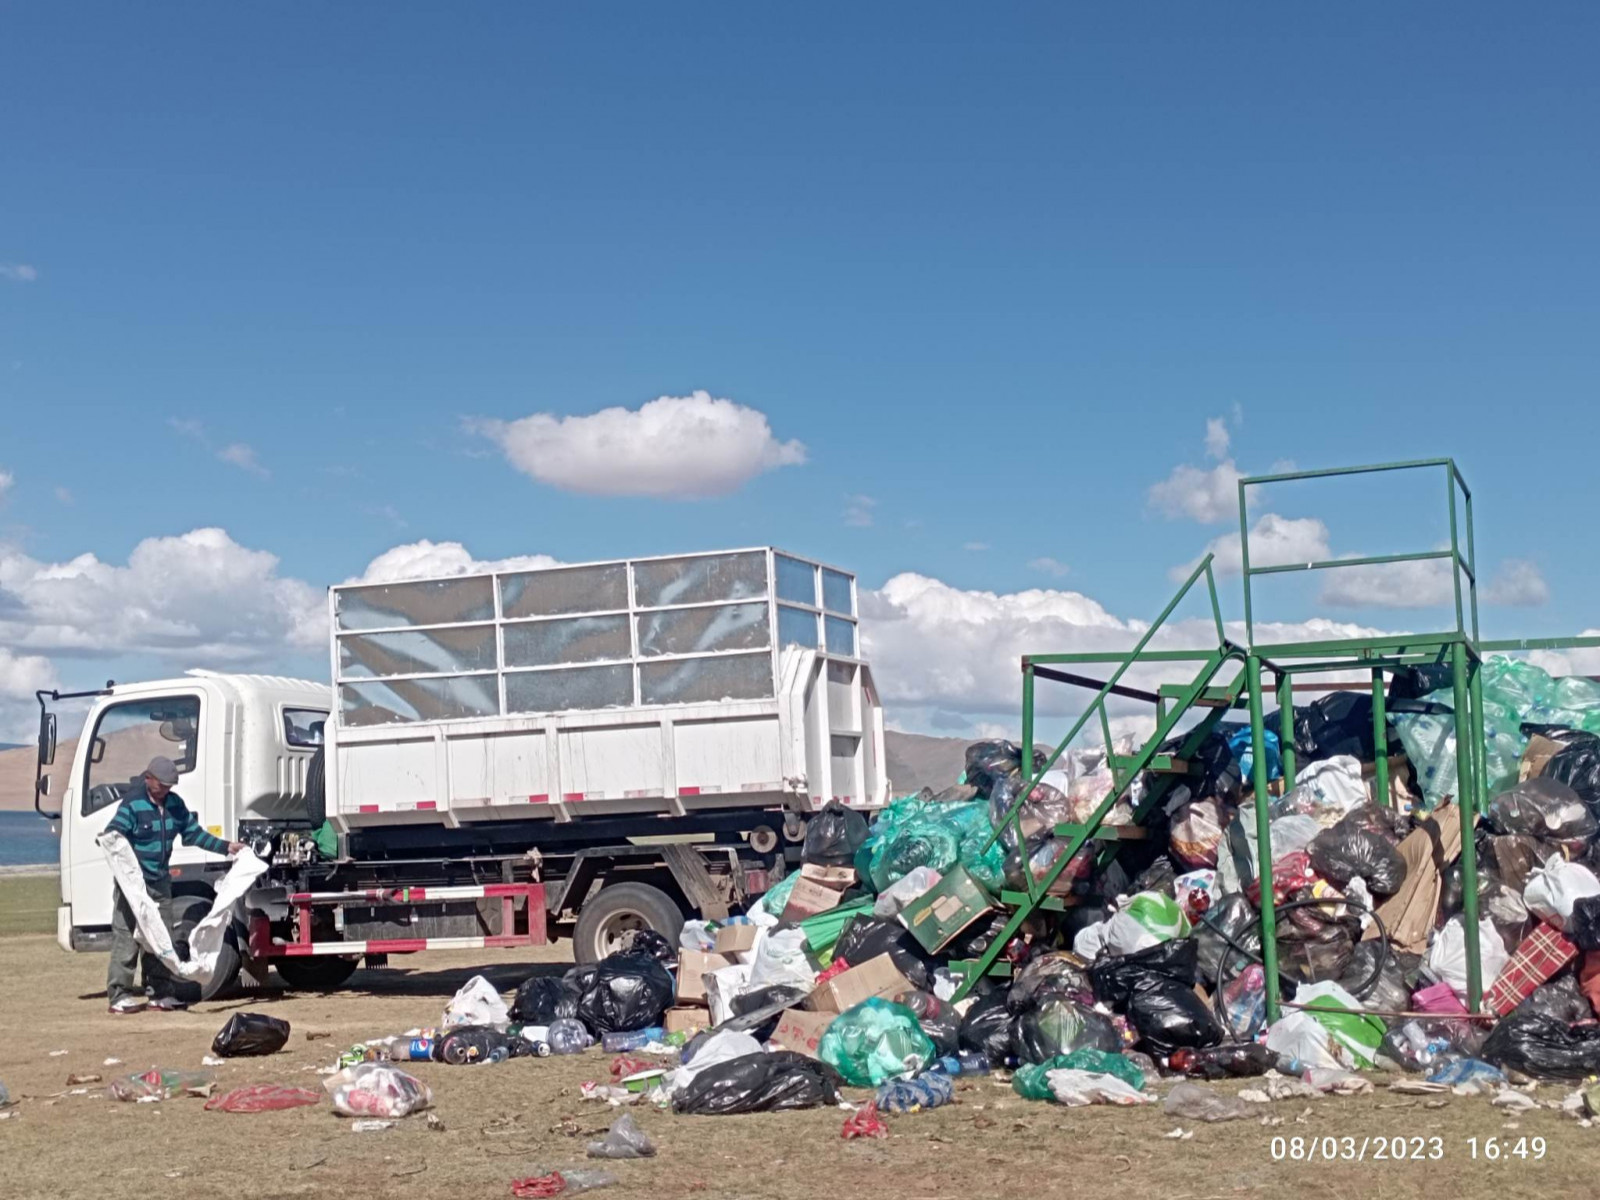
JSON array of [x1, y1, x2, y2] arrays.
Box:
[[274, 955, 360, 991], [167, 895, 241, 1004], [573, 882, 684, 964]]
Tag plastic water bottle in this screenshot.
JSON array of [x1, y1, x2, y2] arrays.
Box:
[[548, 1018, 594, 1055], [930, 1051, 991, 1077], [602, 1027, 665, 1053], [875, 1072, 955, 1112]]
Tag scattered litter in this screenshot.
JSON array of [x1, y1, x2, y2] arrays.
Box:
[[212, 1013, 291, 1057], [1162, 1082, 1253, 1123], [108, 1068, 215, 1102], [201, 1056, 225, 1067], [427, 1112, 447, 1132], [350, 1119, 395, 1133], [1491, 1088, 1541, 1113], [65, 1073, 101, 1086], [841, 1101, 890, 1139], [586, 1112, 656, 1159], [204, 1085, 322, 1113], [103, 1058, 122, 1067], [48, 1050, 68, 1058], [1162, 1127, 1194, 1140]]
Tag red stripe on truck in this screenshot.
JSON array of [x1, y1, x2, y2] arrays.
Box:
[[416, 801, 438, 810], [562, 791, 584, 803], [528, 793, 548, 803], [358, 805, 380, 813], [679, 787, 701, 796]]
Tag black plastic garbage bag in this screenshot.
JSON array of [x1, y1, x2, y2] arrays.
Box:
[[730, 985, 811, 1018], [1091, 936, 1199, 1011], [1133, 856, 1178, 897], [832, 915, 935, 991], [1335, 803, 1410, 846], [894, 990, 962, 1056], [211, 1012, 290, 1057], [1308, 821, 1407, 895], [963, 740, 1046, 800], [511, 975, 581, 1024], [672, 1051, 842, 1115], [1481, 1010, 1600, 1080], [1542, 732, 1600, 820], [1517, 974, 1595, 1024], [803, 800, 870, 866], [1294, 692, 1399, 763], [616, 929, 675, 963], [1194, 894, 1262, 987], [436, 1024, 519, 1064], [942, 911, 1012, 965], [1007, 952, 1093, 1014], [958, 991, 1015, 1066], [1337, 942, 1410, 1013], [1011, 995, 1122, 1063], [1488, 778, 1598, 843], [1127, 977, 1223, 1058], [574, 953, 674, 1035], [1570, 896, 1600, 953]]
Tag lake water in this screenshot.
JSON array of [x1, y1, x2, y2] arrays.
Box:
[[0, 810, 59, 868]]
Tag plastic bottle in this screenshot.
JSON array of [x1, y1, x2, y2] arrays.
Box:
[[548, 1018, 595, 1055], [930, 1051, 991, 1077], [1169, 1042, 1277, 1080], [601, 1027, 665, 1053]]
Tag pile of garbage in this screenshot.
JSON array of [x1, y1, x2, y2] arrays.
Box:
[[539, 654, 1600, 1116]]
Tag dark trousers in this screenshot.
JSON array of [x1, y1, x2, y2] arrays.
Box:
[[107, 882, 176, 1003]]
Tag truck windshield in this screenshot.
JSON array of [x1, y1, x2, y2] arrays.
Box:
[[83, 695, 201, 816], [283, 708, 327, 747]]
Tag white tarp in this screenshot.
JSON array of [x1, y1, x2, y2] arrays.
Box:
[[98, 831, 268, 986]]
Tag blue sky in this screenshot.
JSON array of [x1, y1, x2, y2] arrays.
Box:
[[2, 5, 1599, 738]]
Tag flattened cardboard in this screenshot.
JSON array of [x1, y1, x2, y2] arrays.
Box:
[[713, 924, 759, 955], [770, 1007, 836, 1058], [664, 1006, 711, 1036], [896, 862, 996, 953], [780, 877, 847, 923]]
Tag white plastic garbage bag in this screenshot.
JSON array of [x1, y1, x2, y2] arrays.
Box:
[[665, 1029, 764, 1095], [704, 962, 753, 1026], [1523, 855, 1600, 931], [1271, 756, 1367, 827], [679, 920, 716, 952], [1265, 1010, 1341, 1071], [443, 975, 510, 1029], [744, 927, 816, 993], [1426, 915, 1510, 1002], [873, 866, 942, 918], [97, 831, 268, 987], [1045, 1069, 1153, 1107], [323, 1062, 432, 1117]]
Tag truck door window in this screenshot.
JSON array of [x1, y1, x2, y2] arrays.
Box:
[[283, 708, 327, 747], [82, 696, 202, 817]]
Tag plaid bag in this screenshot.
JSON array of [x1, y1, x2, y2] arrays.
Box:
[[1484, 921, 1579, 1017]]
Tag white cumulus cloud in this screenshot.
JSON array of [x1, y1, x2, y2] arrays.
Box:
[[1175, 513, 1332, 580], [0, 263, 38, 283], [350, 540, 562, 584], [1148, 459, 1243, 523], [0, 645, 59, 743], [1028, 557, 1071, 578], [1483, 559, 1550, 608], [0, 470, 12, 498], [843, 495, 876, 528], [1204, 417, 1231, 460], [470, 391, 807, 499], [1318, 555, 1548, 610], [0, 529, 325, 661]]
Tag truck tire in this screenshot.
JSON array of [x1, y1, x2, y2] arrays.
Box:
[[572, 882, 685, 965], [167, 895, 241, 1003], [305, 745, 326, 826], [274, 955, 360, 991]]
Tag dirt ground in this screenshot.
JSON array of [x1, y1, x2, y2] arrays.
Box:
[[1, 933, 1597, 1200]]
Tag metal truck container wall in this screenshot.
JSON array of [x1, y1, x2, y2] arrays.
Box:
[[325, 548, 887, 825]]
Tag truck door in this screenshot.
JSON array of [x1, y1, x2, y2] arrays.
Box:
[[66, 691, 208, 929]]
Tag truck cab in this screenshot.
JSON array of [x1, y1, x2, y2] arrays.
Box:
[[42, 671, 329, 951]]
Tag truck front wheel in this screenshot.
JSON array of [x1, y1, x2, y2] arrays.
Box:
[[572, 882, 684, 965], [167, 895, 241, 1003]]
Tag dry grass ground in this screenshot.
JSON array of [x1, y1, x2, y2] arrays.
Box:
[[0, 932, 1596, 1200]]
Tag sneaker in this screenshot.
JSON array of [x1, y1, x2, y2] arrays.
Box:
[[149, 996, 188, 1011], [108, 996, 147, 1014]]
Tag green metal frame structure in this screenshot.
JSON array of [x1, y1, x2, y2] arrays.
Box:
[[963, 458, 1600, 1021]]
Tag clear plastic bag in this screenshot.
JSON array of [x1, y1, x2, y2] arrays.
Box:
[[108, 1068, 214, 1102], [323, 1062, 432, 1118]]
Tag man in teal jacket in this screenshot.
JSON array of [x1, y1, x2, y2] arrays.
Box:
[[105, 756, 243, 1013]]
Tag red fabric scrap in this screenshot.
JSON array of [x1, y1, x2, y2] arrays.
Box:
[[511, 1171, 567, 1198], [203, 1085, 322, 1113], [841, 1100, 889, 1140]]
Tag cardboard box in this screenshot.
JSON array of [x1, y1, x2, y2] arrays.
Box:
[[799, 862, 857, 889], [1521, 734, 1567, 783], [674, 948, 733, 1006], [770, 1007, 837, 1058], [804, 952, 913, 1014], [663, 1006, 712, 1036], [896, 862, 996, 953], [780, 876, 848, 923], [714, 923, 759, 955]]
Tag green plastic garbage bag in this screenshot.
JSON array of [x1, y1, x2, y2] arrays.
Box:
[[1123, 891, 1190, 942], [1392, 688, 1526, 809], [1012, 1049, 1145, 1100], [817, 998, 936, 1087]]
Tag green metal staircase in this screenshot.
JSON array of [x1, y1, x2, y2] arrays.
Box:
[[950, 553, 1246, 998]]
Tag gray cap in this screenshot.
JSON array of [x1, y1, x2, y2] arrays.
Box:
[[145, 756, 180, 786]]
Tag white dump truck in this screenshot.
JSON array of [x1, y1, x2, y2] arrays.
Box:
[[34, 547, 888, 998]]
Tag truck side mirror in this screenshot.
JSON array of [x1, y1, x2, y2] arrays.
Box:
[[37, 773, 50, 796], [38, 711, 56, 767]]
